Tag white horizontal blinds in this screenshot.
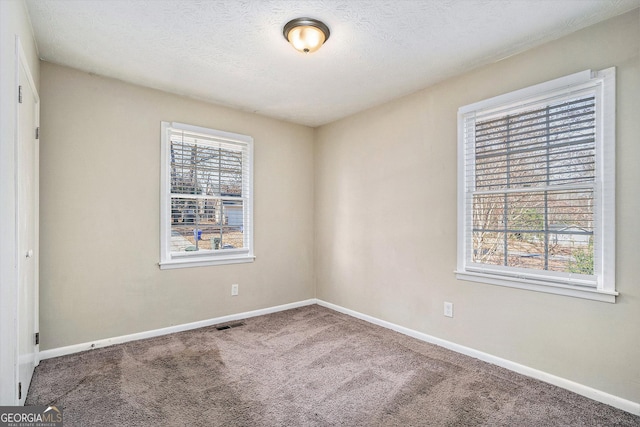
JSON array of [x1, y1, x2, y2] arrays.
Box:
[[468, 91, 596, 280], [169, 129, 249, 254]]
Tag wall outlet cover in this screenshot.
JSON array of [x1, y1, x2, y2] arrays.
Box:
[[444, 302, 453, 318]]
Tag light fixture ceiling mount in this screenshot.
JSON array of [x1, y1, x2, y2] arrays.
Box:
[[283, 17, 330, 54]]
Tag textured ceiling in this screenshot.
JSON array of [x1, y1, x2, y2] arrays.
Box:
[[25, 0, 639, 127]]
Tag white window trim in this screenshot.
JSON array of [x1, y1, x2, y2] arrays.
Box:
[[456, 69, 616, 303], [159, 121, 255, 269]]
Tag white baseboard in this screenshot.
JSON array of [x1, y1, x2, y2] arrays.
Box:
[[39, 299, 316, 361], [316, 299, 640, 416]]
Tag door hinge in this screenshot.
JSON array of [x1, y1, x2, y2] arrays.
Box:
[[18, 382, 22, 400], [35, 127, 40, 140], [18, 85, 23, 103], [35, 332, 40, 345]]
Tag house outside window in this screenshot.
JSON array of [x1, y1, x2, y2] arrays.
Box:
[[456, 69, 616, 302], [160, 122, 254, 269]]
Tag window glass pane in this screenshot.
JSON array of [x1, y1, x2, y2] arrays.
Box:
[[472, 189, 593, 274], [170, 139, 243, 197], [472, 231, 504, 265], [474, 96, 595, 191], [171, 197, 220, 227], [220, 227, 244, 250], [170, 226, 245, 252], [170, 197, 245, 253]]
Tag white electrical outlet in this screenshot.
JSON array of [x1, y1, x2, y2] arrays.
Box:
[[444, 302, 453, 318], [231, 284, 239, 296]]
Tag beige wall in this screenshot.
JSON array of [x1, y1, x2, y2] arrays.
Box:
[[315, 9, 640, 403], [1, 0, 41, 404], [39, 63, 315, 350]]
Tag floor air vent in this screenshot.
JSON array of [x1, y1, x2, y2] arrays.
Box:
[[216, 321, 245, 331]]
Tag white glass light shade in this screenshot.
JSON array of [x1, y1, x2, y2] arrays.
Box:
[[283, 18, 330, 54], [287, 26, 326, 53]]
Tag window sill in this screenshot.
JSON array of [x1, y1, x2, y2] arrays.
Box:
[[455, 270, 617, 303], [159, 254, 255, 270]]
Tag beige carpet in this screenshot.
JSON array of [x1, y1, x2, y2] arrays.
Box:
[[26, 305, 639, 426]]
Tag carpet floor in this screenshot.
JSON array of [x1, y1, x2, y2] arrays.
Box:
[[26, 305, 640, 426]]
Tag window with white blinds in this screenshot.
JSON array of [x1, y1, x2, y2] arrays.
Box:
[[456, 69, 616, 302], [160, 122, 254, 269]]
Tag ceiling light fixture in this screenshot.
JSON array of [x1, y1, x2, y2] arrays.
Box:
[[283, 17, 330, 54]]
